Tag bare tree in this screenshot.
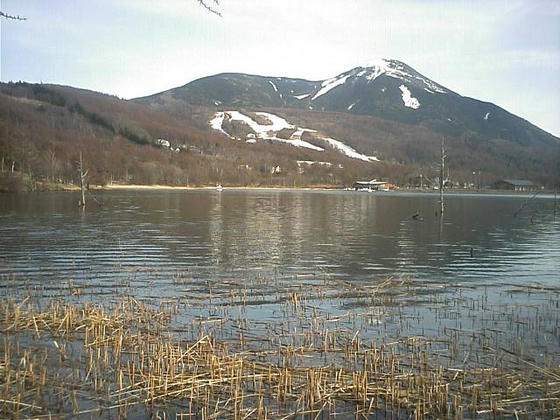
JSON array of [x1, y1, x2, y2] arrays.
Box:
[[198, 0, 221, 17], [0, 11, 26, 21], [1, 1, 219, 21], [78, 152, 88, 208], [439, 136, 446, 216]]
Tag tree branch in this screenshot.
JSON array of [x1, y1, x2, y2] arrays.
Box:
[[197, 0, 222, 17], [0, 11, 27, 21]]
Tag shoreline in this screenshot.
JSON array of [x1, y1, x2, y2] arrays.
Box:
[[94, 184, 558, 196], [100, 184, 338, 191], [2, 181, 555, 196]]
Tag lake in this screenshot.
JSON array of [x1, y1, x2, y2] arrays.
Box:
[[0, 189, 559, 418], [1, 189, 558, 290]]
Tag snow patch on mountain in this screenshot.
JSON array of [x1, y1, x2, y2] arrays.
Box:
[[284, 139, 323, 151], [226, 111, 266, 133], [398, 85, 420, 109], [268, 80, 278, 92], [297, 160, 332, 167], [312, 73, 352, 101], [322, 138, 379, 162], [210, 111, 322, 151], [361, 58, 387, 82], [484, 112, 490, 120], [355, 58, 447, 94], [254, 112, 293, 131], [209, 112, 233, 138], [294, 93, 310, 100], [209, 111, 378, 162], [347, 103, 355, 110]]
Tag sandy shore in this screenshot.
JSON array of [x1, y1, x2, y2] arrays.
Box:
[[101, 184, 204, 190], [98, 184, 338, 191]]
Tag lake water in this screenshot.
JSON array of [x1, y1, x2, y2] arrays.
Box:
[[1, 189, 559, 417], [1, 189, 559, 344], [1, 189, 558, 292]]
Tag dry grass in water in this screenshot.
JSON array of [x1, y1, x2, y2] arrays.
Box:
[[0, 275, 559, 418]]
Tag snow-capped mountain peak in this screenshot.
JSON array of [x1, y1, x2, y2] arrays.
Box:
[[303, 58, 449, 107], [352, 58, 448, 94]]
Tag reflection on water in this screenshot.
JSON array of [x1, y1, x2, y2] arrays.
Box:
[[1, 190, 559, 295], [1, 190, 559, 417]]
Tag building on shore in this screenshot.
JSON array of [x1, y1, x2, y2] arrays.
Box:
[[493, 179, 540, 192], [353, 179, 390, 192]]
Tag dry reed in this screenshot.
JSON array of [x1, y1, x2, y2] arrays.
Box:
[[0, 274, 558, 418]]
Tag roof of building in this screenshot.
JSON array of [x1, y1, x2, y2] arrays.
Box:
[[501, 179, 535, 186], [355, 179, 387, 185]]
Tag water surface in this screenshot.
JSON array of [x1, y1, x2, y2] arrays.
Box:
[[1, 189, 558, 294]]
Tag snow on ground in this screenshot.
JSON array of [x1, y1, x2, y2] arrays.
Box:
[[362, 58, 387, 82], [284, 139, 324, 151], [209, 112, 234, 138], [226, 111, 269, 133], [312, 73, 352, 100], [268, 81, 283, 99], [398, 85, 420, 109], [277, 125, 323, 151], [254, 112, 293, 132], [355, 58, 447, 93], [297, 160, 331, 166], [291, 127, 317, 139], [211, 111, 322, 151], [322, 137, 379, 162], [421, 79, 446, 94], [293, 58, 446, 104], [484, 112, 490, 120], [209, 111, 381, 161], [347, 103, 356, 110]]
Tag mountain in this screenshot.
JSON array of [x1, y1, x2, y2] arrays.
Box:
[[136, 59, 558, 149], [134, 58, 559, 187], [1, 59, 559, 191], [0, 82, 374, 191]]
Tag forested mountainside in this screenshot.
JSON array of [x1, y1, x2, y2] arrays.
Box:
[[1, 59, 559, 192], [136, 59, 560, 187], [0, 83, 376, 191]]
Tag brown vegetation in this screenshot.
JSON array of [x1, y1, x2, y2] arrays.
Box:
[[1, 82, 558, 192], [1, 274, 558, 418], [0, 83, 381, 191]]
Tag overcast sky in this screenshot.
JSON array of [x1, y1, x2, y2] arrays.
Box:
[[1, 0, 559, 136]]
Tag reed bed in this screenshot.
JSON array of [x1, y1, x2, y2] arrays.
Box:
[[1, 274, 559, 419]]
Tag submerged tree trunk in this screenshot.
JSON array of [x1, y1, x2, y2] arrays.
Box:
[[439, 136, 445, 216], [78, 152, 87, 208], [555, 187, 558, 220]]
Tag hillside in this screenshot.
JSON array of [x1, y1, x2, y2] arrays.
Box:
[[136, 59, 559, 149], [1, 58, 559, 192], [135, 59, 560, 187], [0, 82, 376, 191]]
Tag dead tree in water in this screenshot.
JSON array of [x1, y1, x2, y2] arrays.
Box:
[[78, 152, 87, 208], [439, 136, 446, 216], [555, 187, 558, 220]]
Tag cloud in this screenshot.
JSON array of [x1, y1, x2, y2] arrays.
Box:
[[1, 0, 558, 135]]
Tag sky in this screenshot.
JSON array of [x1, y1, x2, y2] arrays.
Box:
[[1, 0, 559, 136]]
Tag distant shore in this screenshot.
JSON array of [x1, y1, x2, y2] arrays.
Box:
[[2, 177, 556, 195], [100, 184, 338, 191], [98, 184, 556, 195]]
